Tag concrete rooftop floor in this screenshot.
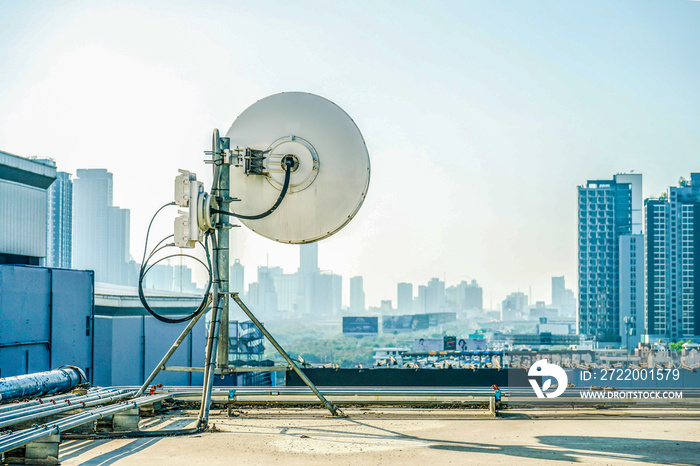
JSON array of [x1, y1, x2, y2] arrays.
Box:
[[58, 407, 700, 465]]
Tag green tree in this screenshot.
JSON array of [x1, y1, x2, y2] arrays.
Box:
[[669, 340, 690, 353], [265, 334, 413, 367]]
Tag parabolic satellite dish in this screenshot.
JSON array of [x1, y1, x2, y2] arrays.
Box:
[[226, 92, 370, 243]]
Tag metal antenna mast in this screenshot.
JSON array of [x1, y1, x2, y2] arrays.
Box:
[[213, 131, 231, 372], [138, 92, 371, 426]]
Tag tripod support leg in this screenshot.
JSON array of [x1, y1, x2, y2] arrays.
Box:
[[135, 297, 211, 398], [231, 293, 343, 417], [198, 293, 223, 429]]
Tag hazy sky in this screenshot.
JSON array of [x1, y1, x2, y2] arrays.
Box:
[[1, 1, 699, 308]]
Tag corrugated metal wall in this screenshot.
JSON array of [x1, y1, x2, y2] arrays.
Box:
[[0, 181, 47, 258], [92, 315, 205, 387], [0, 265, 94, 380]]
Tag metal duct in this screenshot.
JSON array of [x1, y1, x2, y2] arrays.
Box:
[[0, 366, 87, 403]]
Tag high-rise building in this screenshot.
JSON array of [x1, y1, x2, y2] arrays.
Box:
[[34, 159, 73, 269], [173, 264, 198, 293], [109, 206, 131, 284], [144, 264, 174, 290], [551, 276, 576, 317], [231, 259, 245, 295], [255, 266, 283, 317], [296, 243, 320, 315], [273, 273, 298, 313], [463, 280, 484, 310], [446, 280, 483, 311], [426, 278, 445, 313], [350, 276, 366, 313], [300, 243, 319, 273], [320, 272, 342, 315], [248, 282, 260, 307], [578, 173, 643, 345], [397, 282, 413, 313], [620, 235, 645, 347], [551, 276, 566, 306], [46, 171, 73, 268], [501, 291, 528, 320], [415, 285, 428, 313], [72, 169, 132, 285], [645, 173, 700, 340]]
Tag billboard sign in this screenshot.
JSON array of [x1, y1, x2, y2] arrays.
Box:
[[343, 316, 379, 335], [383, 315, 414, 332], [426, 312, 457, 327], [456, 338, 487, 352], [411, 314, 430, 330], [414, 338, 444, 352]]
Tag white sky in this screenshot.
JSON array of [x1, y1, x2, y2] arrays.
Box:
[[1, 1, 699, 308]]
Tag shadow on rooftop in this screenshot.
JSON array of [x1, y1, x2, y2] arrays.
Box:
[[537, 436, 700, 464], [56, 414, 700, 464], [60, 437, 160, 465], [336, 419, 699, 464]]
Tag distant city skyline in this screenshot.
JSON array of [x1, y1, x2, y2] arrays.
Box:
[[1, 2, 699, 307]]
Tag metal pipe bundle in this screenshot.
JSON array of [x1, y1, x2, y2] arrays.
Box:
[[0, 392, 178, 455], [0, 367, 86, 403], [0, 389, 132, 429], [0, 391, 84, 414]]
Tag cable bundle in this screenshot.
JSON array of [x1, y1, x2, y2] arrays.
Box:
[[138, 202, 213, 324]]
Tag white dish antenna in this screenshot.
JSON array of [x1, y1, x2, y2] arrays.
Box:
[[225, 92, 370, 243]]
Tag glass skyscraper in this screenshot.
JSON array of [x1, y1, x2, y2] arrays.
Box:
[[645, 173, 700, 340], [578, 174, 643, 345], [45, 171, 72, 269]]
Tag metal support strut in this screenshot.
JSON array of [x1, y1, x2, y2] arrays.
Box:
[[135, 298, 210, 398], [198, 290, 223, 428], [232, 293, 342, 417]]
